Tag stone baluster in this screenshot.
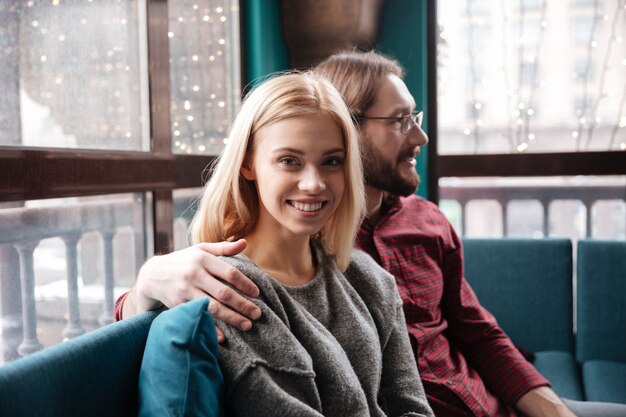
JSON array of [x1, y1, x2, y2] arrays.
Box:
[[501, 200, 509, 237], [0, 245, 23, 362], [62, 234, 84, 339], [99, 230, 115, 326], [15, 241, 43, 356], [459, 200, 468, 237], [542, 200, 551, 238], [584, 200, 594, 238]]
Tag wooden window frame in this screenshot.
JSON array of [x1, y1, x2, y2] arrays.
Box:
[[0, 0, 236, 254]]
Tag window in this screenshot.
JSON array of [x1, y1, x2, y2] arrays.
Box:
[[0, 0, 240, 364], [439, 176, 626, 240], [519, 61, 540, 87], [433, 0, 625, 239], [572, 17, 594, 45], [437, 0, 625, 155], [573, 57, 594, 80], [0, 1, 149, 150]]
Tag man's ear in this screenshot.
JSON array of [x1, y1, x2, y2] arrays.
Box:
[[240, 160, 256, 181]]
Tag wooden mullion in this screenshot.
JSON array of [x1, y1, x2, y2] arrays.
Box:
[[437, 152, 626, 178], [175, 154, 217, 189], [146, 0, 174, 254], [0, 148, 175, 201], [426, 0, 439, 203]]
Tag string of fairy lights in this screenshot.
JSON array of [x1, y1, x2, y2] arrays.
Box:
[[16, 0, 143, 150], [437, 0, 626, 154], [7, 0, 238, 154], [574, 0, 600, 150], [514, 0, 547, 153], [465, 0, 482, 152], [168, 0, 240, 155], [583, 0, 625, 150], [498, 0, 516, 152]]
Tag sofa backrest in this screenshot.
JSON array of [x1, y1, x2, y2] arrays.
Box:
[[462, 238, 574, 353], [0, 311, 157, 417], [577, 239, 626, 363]]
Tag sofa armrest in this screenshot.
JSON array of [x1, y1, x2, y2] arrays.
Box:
[[533, 351, 583, 401], [0, 311, 158, 417], [582, 360, 626, 403]]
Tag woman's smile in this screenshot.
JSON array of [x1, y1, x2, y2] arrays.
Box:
[[240, 113, 345, 240]]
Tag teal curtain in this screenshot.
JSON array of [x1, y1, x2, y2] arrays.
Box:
[[377, 0, 430, 199], [243, 0, 289, 89]]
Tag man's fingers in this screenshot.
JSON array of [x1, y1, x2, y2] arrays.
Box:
[[196, 239, 247, 257], [202, 251, 260, 298], [207, 297, 253, 332], [199, 274, 262, 320], [215, 326, 226, 344]]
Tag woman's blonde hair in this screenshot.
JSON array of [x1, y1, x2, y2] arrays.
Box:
[[190, 72, 364, 270]]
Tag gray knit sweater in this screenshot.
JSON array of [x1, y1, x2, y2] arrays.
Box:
[[217, 241, 434, 417]]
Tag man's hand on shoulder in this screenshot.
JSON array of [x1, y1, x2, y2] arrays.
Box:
[[122, 239, 262, 342], [516, 386, 577, 417]]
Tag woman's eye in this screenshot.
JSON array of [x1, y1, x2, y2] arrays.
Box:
[[279, 157, 299, 166], [324, 157, 344, 167]]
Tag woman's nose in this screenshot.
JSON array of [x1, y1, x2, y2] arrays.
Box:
[[298, 166, 326, 193]]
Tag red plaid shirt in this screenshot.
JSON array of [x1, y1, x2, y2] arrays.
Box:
[[113, 293, 126, 322], [356, 194, 549, 417]]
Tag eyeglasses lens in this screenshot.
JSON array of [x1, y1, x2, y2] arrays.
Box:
[[401, 112, 423, 134]]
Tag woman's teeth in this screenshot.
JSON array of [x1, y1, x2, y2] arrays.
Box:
[[290, 201, 323, 212]]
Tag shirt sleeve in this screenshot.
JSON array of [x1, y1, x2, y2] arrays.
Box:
[[113, 291, 128, 321], [379, 287, 435, 417], [439, 223, 549, 405]]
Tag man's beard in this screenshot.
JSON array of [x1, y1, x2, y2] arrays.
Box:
[[361, 140, 420, 196]]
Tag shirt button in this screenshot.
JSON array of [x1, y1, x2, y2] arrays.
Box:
[[446, 381, 453, 386]]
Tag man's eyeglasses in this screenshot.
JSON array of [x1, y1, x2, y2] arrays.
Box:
[[359, 111, 423, 135]]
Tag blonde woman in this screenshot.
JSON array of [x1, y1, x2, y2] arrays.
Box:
[[189, 72, 433, 417]]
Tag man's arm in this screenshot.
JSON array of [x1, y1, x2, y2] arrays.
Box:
[[438, 223, 550, 406], [516, 386, 577, 417], [119, 240, 262, 342]]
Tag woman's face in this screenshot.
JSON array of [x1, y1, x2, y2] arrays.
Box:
[[241, 113, 346, 240]]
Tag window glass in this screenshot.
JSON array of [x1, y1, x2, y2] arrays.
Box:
[[0, 1, 150, 150], [169, 0, 241, 155], [173, 188, 203, 250], [0, 193, 152, 364], [437, 0, 626, 154], [439, 176, 626, 241]]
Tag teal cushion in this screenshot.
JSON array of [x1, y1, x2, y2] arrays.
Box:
[[577, 240, 626, 363], [582, 360, 626, 403], [462, 238, 574, 353], [533, 351, 583, 400], [139, 298, 224, 417]]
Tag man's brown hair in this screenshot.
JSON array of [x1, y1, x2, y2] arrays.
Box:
[[314, 50, 404, 119]]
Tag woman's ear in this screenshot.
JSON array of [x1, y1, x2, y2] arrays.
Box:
[[240, 160, 256, 181]]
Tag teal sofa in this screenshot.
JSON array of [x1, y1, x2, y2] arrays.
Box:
[[463, 238, 626, 404], [577, 240, 626, 403], [0, 238, 624, 415], [0, 311, 157, 417]]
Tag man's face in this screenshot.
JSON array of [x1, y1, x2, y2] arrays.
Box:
[[360, 74, 429, 196]]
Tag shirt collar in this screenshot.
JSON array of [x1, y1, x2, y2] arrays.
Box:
[[362, 193, 404, 229]]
